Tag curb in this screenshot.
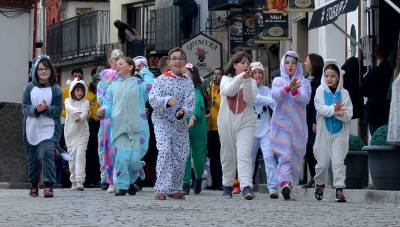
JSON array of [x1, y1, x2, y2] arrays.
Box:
[[0, 182, 63, 189], [256, 184, 400, 207]]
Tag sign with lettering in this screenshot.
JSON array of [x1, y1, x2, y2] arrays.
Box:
[[229, 13, 244, 54], [257, 11, 289, 40], [309, 0, 359, 30], [181, 33, 222, 78], [288, 0, 315, 12]]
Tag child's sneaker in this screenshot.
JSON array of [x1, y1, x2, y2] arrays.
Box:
[[107, 184, 115, 193], [43, 187, 54, 198], [315, 184, 325, 201], [29, 184, 38, 197], [280, 181, 291, 200], [115, 189, 127, 196], [128, 184, 137, 195], [76, 182, 84, 191], [222, 186, 233, 198], [335, 188, 346, 202], [269, 189, 279, 199], [242, 186, 255, 200], [100, 183, 109, 190], [71, 182, 78, 191]]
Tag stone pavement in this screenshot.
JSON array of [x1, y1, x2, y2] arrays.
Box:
[[0, 188, 399, 227]]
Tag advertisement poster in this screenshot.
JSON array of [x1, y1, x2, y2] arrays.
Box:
[[181, 33, 222, 78], [255, 0, 288, 11], [257, 11, 289, 40]]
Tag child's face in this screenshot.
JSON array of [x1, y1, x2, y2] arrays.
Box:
[[168, 51, 186, 74], [74, 87, 84, 100], [37, 63, 51, 83], [252, 69, 263, 85], [109, 57, 118, 70], [324, 69, 339, 88], [213, 69, 222, 85], [233, 57, 250, 74], [284, 56, 298, 76], [116, 59, 133, 76], [136, 63, 146, 71]]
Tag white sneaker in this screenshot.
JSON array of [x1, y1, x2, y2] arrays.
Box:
[[107, 184, 115, 193], [71, 182, 78, 191], [269, 189, 279, 199], [76, 182, 84, 191]]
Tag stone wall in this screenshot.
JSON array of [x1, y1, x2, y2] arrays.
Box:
[[0, 102, 27, 182]]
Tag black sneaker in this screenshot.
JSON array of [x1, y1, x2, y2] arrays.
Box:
[[315, 184, 325, 201], [115, 189, 127, 196], [43, 187, 54, 198], [29, 184, 39, 197], [335, 188, 346, 202], [281, 181, 291, 200], [128, 184, 137, 195], [222, 186, 233, 198], [100, 183, 109, 190], [242, 186, 255, 200], [194, 179, 202, 195], [183, 183, 190, 195]]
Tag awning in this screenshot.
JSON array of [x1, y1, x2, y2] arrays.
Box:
[[309, 0, 359, 30]]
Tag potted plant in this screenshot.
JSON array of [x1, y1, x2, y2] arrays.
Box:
[[362, 125, 400, 190], [345, 135, 368, 189]]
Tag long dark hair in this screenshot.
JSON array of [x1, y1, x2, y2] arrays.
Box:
[[308, 53, 324, 78], [36, 58, 57, 86], [224, 51, 251, 76], [187, 65, 210, 114]]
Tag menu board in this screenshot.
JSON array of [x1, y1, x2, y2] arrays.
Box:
[[242, 12, 263, 48]]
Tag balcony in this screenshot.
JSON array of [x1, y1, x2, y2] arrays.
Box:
[[46, 10, 110, 65]]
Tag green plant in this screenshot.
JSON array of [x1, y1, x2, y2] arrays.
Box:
[[349, 134, 365, 150], [370, 125, 389, 146]]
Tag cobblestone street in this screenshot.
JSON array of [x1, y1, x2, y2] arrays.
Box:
[[0, 188, 399, 226]]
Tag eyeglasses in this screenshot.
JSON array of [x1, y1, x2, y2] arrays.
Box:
[[169, 57, 186, 61], [38, 68, 50, 72]]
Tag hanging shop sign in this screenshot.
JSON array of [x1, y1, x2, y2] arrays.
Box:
[[255, 0, 288, 11], [229, 13, 244, 54], [181, 33, 222, 78], [242, 13, 264, 48], [309, 0, 359, 30], [287, 0, 315, 12], [257, 11, 289, 40]]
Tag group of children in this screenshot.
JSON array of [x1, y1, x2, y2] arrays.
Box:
[[23, 48, 353, 202]]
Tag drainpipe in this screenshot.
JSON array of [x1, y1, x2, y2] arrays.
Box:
[[36, 0, 45, 56], [32, 0, 37, 58]]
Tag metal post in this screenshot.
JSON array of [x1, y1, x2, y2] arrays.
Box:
[[332, 22, 364, 51]]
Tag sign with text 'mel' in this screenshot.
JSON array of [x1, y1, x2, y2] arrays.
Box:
[[181, 33, 222, 78]]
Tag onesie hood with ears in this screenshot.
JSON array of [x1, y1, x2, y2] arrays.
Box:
[[29, 55, 55, 86], [69, 78, 88, 100], [321, 59, 345, 93], [279, 51, 305, 80]]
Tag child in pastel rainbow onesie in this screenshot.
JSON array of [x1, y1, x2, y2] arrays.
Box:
[[149, 47, 195, 200], [270, 51, 311, 200], [97, 49, 124, 192], [98, 57, 154, 196]]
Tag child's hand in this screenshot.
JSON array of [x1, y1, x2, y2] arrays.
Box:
[[289, 77, 301, 90], [42, 100, 48, 110], [176, 108, 184, 118], [97, 108, 105, 118], [168, 97, 178, 107], [36, 103, 45, 112], [74, 112, 81, 122], [188, 116, 196, 128], [334, 101, 343, 112], [243, 69, 252, 79]]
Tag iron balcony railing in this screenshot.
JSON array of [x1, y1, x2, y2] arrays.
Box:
[[47, 10, 110, 62]]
